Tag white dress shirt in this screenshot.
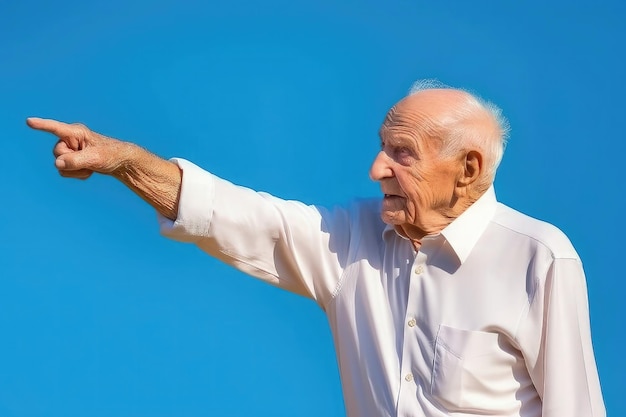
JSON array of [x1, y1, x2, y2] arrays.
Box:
[[159, 159, 605, 417]]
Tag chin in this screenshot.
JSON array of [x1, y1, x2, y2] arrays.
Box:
[[380, 211, 405, 225]]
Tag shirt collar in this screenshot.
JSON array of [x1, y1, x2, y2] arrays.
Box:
[[382, 186, 498, 264], [439, 186, 498, 263]]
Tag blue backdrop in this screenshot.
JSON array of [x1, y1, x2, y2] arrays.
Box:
[[1, 1, 623, 415]]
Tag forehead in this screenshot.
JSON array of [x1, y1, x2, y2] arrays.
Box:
[[378, 103, 437, 150], [379, 89, 469, 142]]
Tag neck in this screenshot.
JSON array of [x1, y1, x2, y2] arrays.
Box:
[[394, 193, 480, 248]]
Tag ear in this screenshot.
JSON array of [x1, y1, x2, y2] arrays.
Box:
[[455, 150, 482, 193]]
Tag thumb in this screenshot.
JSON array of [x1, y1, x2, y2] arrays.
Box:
[[56, 150, 95, 171]]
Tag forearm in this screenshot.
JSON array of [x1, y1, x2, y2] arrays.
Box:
[[159, 159, 347, 303], [112, 143, 182, 220]]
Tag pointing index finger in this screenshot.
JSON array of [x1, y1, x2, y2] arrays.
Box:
[[26, 117, 72, 137]]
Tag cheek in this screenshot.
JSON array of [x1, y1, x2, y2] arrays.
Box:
[[398, 168, 424, 193], [402, 176, 427, 201], [403, 179, 439, 212]]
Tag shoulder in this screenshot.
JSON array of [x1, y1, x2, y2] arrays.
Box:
[[491, 203, 579, 261], [329, 198, 385, 244], [350, 198, 384, 227], [349, 198, 383, 219], [315, 198, 383, 231]]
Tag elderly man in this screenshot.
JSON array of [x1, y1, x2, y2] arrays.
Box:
[[28, 81, 605, 416]]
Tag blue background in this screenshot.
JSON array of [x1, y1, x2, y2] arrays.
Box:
[[1, 0, 623, 415]]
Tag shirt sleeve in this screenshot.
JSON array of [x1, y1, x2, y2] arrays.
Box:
[[518, 256, 605, 417], [158, 158, 351, 308]]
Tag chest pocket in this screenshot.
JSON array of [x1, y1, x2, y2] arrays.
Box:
[[431, 324, 518, 413]]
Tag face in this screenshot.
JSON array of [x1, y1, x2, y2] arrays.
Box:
[[369, 93, 463, 239]]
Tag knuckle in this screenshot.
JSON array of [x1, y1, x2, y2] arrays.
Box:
[[71, 123, 90, 137]]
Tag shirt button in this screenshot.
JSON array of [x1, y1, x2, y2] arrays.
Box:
[[407, 318, 416, 328], [414, 265, 424, 274], [405, 373, 414, 382]]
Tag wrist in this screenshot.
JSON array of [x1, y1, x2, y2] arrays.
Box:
[[110, 140, 143, 179]]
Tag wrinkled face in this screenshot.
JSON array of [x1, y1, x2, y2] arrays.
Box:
[[369, 94, 462, 238]]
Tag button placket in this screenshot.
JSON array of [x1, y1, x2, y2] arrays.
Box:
[[397, 238, 446, 414], [397, 250, 428, 398]]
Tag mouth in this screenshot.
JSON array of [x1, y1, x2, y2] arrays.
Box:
[[383, 194, 404, 204]]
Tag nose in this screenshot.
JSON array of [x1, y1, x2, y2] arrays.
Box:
[[369, 151, 393, 181]]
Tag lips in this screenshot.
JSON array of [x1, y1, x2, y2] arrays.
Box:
[[382, 194, 404, 204]]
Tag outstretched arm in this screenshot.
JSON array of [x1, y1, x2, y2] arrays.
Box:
[[27, 117, 182, 220]]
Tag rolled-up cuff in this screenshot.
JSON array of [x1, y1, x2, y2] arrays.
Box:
[[158, 158, 216, 243]]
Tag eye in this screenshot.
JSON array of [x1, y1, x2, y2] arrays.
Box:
[[394, 146, 413, 159], [379, 138, 415, 163], [389, 146, 415, 166], [396, 147, 411, 156]]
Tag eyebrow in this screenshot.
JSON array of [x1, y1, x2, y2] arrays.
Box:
[[379, 132, 413, 147]]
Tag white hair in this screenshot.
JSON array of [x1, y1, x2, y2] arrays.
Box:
[[408, 79, 510, 184]]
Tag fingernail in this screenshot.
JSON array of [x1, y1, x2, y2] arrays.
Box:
[[55, 158, 66, 169]]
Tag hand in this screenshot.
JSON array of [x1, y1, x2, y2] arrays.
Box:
[[28, 117, 181, 218], [27, 117, 133, 180]]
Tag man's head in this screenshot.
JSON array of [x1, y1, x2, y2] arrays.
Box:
[[369, 80, 509, 243]]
